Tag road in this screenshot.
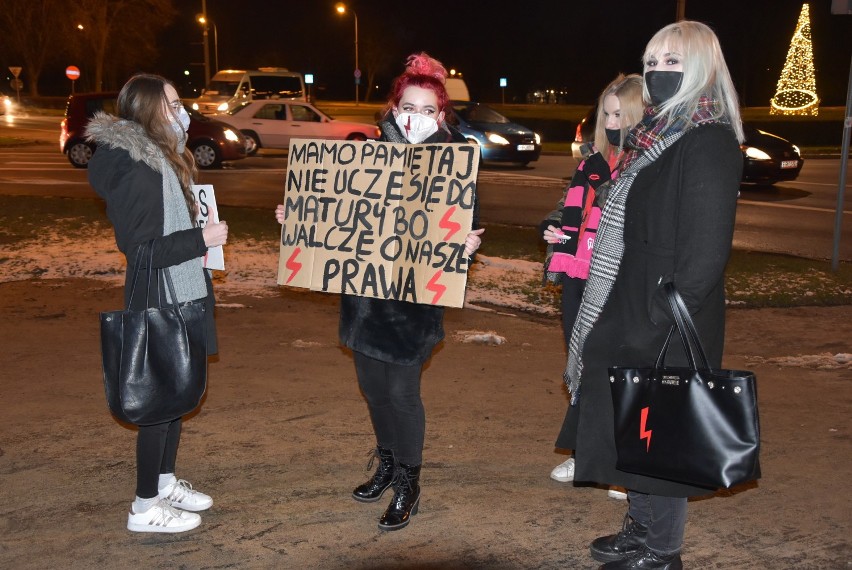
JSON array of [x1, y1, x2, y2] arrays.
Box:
[[2, 115, 850, 261]]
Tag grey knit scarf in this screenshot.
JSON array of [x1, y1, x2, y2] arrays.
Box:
[[564, 129, 686, 403], [159, 157, 207, 304]]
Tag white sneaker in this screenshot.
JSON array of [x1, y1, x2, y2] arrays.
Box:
[[127, 498, 201, 533], [159, 478, 213, 512], [607, 487, 628, 500], [550, 457, 575, 482]]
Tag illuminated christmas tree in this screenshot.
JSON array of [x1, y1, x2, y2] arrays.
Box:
[[770, 3, 819, 116]]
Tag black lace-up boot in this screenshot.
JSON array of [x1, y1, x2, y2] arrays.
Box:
[[377, 463, 420, 531], [352, 447, 395, 503], [598, 545, 683, 569], [590, 513, 648, 562]]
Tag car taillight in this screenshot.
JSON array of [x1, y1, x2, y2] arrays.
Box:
[[574, 121, 583, 142]]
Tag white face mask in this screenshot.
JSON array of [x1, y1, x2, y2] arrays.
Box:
[[173, 106, 190, 132], [395, 112, 439, 144], [170, 107, 190, 152]]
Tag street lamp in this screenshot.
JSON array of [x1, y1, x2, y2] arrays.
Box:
[[198, 0, 210, 85], [197, 15, 219, 74], [335, 2, 359, 105]]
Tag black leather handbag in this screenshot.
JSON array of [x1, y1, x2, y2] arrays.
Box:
[[609, 283, 761, 489], [100, 241, 208, 425]]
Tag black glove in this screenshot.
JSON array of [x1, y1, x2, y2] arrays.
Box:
[[583, 152, 612, 190]]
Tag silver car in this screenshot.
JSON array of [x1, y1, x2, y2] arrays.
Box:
[[217, 100, 380, 155]]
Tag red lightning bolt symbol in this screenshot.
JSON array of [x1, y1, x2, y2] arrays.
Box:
[[640, 406, 652, 452], [285, 247, 302, 284], [439, 206, 461, 241], [426, 270, 446, 305], [403, 115, 412, 137]]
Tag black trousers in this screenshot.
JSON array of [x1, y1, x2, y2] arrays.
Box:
[[554, 276, 586, 450], [627, 491, 687, 555], [136, 418, 181, 498], [560, 276, 586, 350], [353, 351, 424, 466]]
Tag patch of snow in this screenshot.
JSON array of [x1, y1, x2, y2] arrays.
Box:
[[0, 230, 557, 316], [291, 340, 323, 348], [452, 330, 507, 345]]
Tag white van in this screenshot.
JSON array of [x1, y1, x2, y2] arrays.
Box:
[[445, 77, 470, 101], [191, 68, 306, 114]]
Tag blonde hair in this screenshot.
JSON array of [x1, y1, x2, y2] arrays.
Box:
[[642, 20, 744, 142], [593, 74, 644, 157]]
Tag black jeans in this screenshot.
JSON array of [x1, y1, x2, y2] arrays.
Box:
[[136, 418, 181, 498], [353, 351, 424, 466], [627, 491, 688, 555]]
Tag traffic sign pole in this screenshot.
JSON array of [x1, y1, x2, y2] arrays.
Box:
[[9, 66, 22, 103]]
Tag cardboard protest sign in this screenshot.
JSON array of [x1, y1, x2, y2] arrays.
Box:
[[191, 184, 225, 270], [277, 139, 479, 308]]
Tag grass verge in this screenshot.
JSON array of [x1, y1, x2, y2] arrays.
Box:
[[0, 195, 848, 309]]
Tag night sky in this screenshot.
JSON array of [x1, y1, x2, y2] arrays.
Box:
[[90, 0, 852, 106]]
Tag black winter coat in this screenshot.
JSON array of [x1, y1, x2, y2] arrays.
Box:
[[88, 145, 218, 355], [338, 116, 474, 365], [568, 124, 742, 497]]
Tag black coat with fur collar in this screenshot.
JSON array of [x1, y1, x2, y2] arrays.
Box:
[[338, 115, 472, 366], [86, 113, 218, 354]]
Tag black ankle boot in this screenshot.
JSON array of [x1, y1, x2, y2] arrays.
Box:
[[598, 546, 683, 569], [352, 447, 395, 503], [590, 514, 648, 562], [377, 463, 420, 531]]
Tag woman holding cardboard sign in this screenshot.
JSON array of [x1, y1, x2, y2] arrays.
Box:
[[275, 53, 483, 531]]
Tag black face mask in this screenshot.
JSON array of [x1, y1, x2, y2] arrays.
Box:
[[645, 71, 683, 106], [605, 128, 622, 147]]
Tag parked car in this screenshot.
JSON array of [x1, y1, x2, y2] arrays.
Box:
[[449, 101, 541, 166], [571, 106, 803, 185], [216, 100, 380, 155], [59, 92, 247, 169]]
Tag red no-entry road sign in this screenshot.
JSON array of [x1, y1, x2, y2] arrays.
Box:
[[66, 66, 81, 81]]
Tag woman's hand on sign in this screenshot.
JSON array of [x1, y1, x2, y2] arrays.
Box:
[[275, 204, 285, 224], [203, 221, 228, 248], [464, 228, 485, 257]]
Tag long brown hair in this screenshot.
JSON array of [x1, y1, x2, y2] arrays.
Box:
[[117, 73, 198, 218]]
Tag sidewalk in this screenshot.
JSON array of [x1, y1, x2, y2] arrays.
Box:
[[0, 278, 849, 569]]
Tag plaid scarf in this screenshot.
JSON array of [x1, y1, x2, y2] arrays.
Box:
[[564, 97, 723, 402]]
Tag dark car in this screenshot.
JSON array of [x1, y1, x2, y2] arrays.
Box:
[[60, 92, 247, 169], [571, 107, 803, 185], [450, 101, 541, 166]]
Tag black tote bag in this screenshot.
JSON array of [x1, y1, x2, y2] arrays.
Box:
[[100, 241, 208, 425], [609, 283, 760, 489]]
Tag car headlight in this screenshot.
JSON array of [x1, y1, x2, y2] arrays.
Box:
[[191, 102, 199, 111], [792, 144, 801, 156], [486, 132, 510, 145], [534, 133, 541, 145], [3, 98, 10, 108], [224, 129, 240, 142], [217, 102, 229, 112], [743, 146, 771, 161]]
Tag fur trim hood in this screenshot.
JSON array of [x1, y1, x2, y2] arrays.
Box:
[[85, 112, 166, 174]]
